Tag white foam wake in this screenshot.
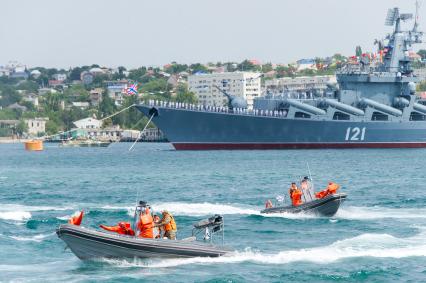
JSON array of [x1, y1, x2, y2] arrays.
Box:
[[10, 233, 53, 242], [0, 203, 75, 222], [335, 206, 426, 220], [109, 228, 426, 268], [121, 202, 315, 219], [0, 211, 31, 221]]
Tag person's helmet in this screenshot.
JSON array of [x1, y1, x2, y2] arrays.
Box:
[[303, 176, 309, 180]]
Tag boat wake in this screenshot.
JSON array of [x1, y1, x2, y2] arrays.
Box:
[[123, 202, 315, 219], [0, 204, 74, 222], [0, 211, 32, 221], [335, 206, 426, 220], [9, 233, 54, 242], [103, 227, 426, 269]]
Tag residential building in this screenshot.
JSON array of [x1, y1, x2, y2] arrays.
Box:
[[38, 88, 57, 96], [52, 73, 67, 81], [89, 88, 103, 106], [265, 75, 337, 97], [0, 120, 19, 136], [25, 118, 48, 136], [30, 69, 41, 78], [48, 80, 65, 87], [106, 80, 128, 106], [23, 94, 39, 108], [71, 102, 90, 109], [80, 71, 94, 85], [85, 125, 121, 141], [296, 59, 317, 71], [188, 72, 262, 109], [7, 103, 27, 112], [73, 117, 102, 129]]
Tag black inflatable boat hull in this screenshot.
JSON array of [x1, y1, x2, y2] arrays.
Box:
[[261, 193, 347, 217]]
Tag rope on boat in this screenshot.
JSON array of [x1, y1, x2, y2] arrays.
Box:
[[128, 113, 155, 151]]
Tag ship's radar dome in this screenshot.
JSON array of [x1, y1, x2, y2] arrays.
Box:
[[408, 82, 416, 94]]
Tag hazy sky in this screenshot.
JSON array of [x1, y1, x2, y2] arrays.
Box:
[[1, 0, 425, 69]]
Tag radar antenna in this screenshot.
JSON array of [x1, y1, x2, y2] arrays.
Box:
[[385, 8, 399, 26]]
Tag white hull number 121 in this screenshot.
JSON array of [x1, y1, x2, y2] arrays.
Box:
[[345, 127, 366, 141]]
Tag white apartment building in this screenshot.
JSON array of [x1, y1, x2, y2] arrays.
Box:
[[265, 75, 337, 94], [188, 72, 261, 109], [25, 118, 48, 136]]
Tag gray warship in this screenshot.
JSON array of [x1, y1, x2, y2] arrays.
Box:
[[137, 7, 425, 150]]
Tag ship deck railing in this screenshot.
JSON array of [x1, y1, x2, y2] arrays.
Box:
[[145, 99, 290, 118]]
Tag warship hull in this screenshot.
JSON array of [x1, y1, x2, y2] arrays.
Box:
[[57, 224, 229, 260], [136, 105, 426, 150]]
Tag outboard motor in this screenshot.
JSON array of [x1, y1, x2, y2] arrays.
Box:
[[192, 214, 224, 244]]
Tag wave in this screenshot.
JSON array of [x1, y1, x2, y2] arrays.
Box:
[[130, 202, 314, 219], [106, 228, 426, 269], [9, 233, 53, 242], [335, 206, 426, 220], [0, 211, 31, 221], [0, 204, 73, 212]]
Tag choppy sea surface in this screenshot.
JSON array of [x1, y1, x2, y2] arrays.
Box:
[[0, 142, 426, 282]]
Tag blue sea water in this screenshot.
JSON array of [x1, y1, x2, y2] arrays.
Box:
[[0, 142, 426, 282]]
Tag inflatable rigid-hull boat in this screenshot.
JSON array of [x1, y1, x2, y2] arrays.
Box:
[[56, 224, 230, 260], [261, 193, 347, 217]]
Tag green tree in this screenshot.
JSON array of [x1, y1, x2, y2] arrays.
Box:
[[174, 83, 197, 103], [43, 91, 63, 112], [16, 120, 28, 136], [63, 85, 89, 102], [165, 63, 188, 74], [98, 92, 116, 117], [128, 67, 147, 82], [45, 120, 59, 135], [141, 78, 172, 98], [0, 85, 21, 107], [189, 63, 208, 74], [16, 80, 39, 93], [261, 63, 273, 73], [237, 60, 261, 72]]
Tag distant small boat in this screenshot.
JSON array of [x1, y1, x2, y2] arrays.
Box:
[[261, 193, 347, 217], [59, 139, 111, 148]]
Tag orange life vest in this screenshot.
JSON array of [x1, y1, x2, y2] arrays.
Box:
[[138, 208, 154, 238], [315, 182, 340, 199], [68, 210, 84, 226], [100, 222, 135, 236], [163, 212, 177, 231], [291, 189, 302, 206], [265, 200, 273, 208]]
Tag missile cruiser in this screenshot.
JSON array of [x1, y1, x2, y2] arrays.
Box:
[[137, 7, 425, 150]]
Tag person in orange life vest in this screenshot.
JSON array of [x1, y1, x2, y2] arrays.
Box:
[[289, 182, 302, 206], [138, 207, 154, 238], [99, 222, 135, 236], [153, 214, 162, 239], [265, 199, 273, 209], [154, 210, 177, 240]]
